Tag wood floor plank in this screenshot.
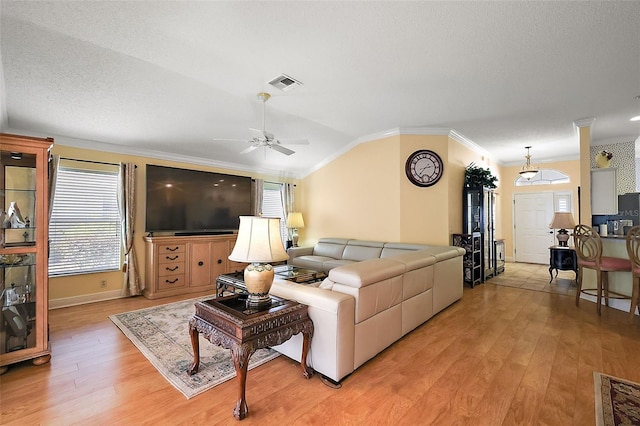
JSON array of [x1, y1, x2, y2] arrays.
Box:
[[3, 264, 640, 425]]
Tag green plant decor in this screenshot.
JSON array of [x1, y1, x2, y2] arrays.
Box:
[[464, 163, 498, 189]]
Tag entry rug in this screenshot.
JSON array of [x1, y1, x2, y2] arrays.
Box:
[[594, 372, 640, 426], [109, 297, 280, 399]]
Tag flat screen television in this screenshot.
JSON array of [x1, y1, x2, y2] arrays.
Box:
[[145, 165, 252, 235]]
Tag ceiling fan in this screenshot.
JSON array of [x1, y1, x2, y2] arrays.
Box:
[[214, 92, 309, 156]]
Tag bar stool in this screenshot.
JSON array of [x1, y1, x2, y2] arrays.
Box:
[[625, 225, 640, 319], [573, 224, 632, 315]]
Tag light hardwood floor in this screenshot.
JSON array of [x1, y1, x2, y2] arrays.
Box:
[[2, 263, 640, 425]]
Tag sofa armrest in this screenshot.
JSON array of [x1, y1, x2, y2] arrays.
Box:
[[270, 279, 354, 314], [287, 246, 314, 261], [269, 279, 356, 382]]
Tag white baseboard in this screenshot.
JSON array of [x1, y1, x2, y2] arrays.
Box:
[[49, 289, 124, 309]]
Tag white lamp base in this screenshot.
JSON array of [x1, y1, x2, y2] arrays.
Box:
[[291, 229, 299, 247]]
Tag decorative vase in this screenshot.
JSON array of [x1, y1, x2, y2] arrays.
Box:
[[243, 263, 274, 307]]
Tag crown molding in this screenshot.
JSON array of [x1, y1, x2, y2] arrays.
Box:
[[502, 153, 579, 167], [301, 126, 492, 178], [573, 117, 596, 129], [448, 129, 493, 159], [7, 128, 302, 179]]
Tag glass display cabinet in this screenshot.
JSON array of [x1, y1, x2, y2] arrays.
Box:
[[0, 133, 53, 374], [463, 186, 496, 282]]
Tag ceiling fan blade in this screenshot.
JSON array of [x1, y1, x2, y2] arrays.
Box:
[[263, 130, 275, 141], [212, 138, 248, 143], [249, 128, 266, 140], [239, 145, 258, 154], [279, 138, 309, 145], [270, 144, 295, 156]]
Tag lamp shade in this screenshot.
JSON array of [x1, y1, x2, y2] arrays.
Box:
[[549, 212, 575, 230], [286, 212, 305, 229], [229, 216, 289, 263]]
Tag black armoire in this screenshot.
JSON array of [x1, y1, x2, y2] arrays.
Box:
[[462, 186, 496, 282]]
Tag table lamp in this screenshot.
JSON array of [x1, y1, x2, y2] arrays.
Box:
[[549, 212, 576, 247], [229, 216, 289, 307], [286, 212, 305, 247]]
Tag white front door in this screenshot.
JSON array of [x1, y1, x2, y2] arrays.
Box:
[[514, 192, 555, 264]]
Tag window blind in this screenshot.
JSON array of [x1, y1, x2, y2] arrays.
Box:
[[49, 168, 121, 276], [262, 182, 288, 243]]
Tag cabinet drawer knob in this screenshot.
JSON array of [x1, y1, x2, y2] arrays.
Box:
[[165, 278, 179, 284], [217, 259, 222, 264], [198, 261, 204, 266], [166, 246, 180, 252], [165, 266, 179, 272], [166, 255, 179, 261]]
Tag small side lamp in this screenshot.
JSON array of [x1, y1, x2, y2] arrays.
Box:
[[228, 216, 289, 307], [549, 212, 576, 247], [286, 212, 305, 247]]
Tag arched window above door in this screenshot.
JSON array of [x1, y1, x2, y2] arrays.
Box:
[[515, 169, 570, 186]]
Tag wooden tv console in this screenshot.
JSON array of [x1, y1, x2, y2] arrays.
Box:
[[143, 234, 247, 299]]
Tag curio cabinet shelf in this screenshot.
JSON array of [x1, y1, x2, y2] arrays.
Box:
[[0, 133, 53, 374]]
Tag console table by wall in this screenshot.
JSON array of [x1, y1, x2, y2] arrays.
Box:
[[549, 245, 578, 283]]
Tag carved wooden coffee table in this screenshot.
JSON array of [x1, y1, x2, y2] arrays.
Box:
[[188, 294, 314, 420]]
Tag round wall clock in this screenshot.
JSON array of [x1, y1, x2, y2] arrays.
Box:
[[405, 149, 444, 187]]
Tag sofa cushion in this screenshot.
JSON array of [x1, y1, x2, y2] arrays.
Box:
[[328, 258, 405, 288], [380, 242, 430, 258], [421, 246, 466, 261], [292, 255, 334, 271], [323, 259, 357, 270], [343, 240, 384, 261], [319, 277, 335, 290], [314, 239, 348, 259], [389, 250, 436, 271]]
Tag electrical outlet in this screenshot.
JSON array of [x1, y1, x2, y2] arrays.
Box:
[[100, 280, 107, 288]]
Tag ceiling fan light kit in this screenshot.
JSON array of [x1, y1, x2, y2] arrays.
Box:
[[214, 91, 309, 157]]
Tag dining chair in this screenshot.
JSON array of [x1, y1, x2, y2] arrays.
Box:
[[573, 224, 632, 315], [625, 225, 640, 319]]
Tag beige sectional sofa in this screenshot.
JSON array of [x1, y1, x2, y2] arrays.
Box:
[[269, 238, 465, 384]]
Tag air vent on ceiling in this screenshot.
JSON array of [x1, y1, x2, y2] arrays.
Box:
[[268, 74, 303, 92]]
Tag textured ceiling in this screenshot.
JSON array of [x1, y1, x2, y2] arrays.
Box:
[[1, 1, 639, 177]]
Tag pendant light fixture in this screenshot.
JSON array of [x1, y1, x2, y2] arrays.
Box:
[[519, 146, 539, 180]]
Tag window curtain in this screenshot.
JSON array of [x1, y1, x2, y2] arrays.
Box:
[[281, 183, 295, 238], [117, 163, 142, 296], [48, 154, 60, 224], [252, 178, 264, 216]]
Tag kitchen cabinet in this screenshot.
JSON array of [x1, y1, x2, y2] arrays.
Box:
[[0, 133, 53, 374], [591, 168, 618, 215]]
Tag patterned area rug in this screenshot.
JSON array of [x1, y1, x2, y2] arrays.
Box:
[[109, 297, 280, 399], [594, 372, 640, 426]]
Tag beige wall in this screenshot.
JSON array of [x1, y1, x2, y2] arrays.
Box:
[[498, 159, 581, 259], [49, 144, 299, 304], [299, 136, 402, 245], [48, 130, 589, 304], [299, 133, 492, 247]]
